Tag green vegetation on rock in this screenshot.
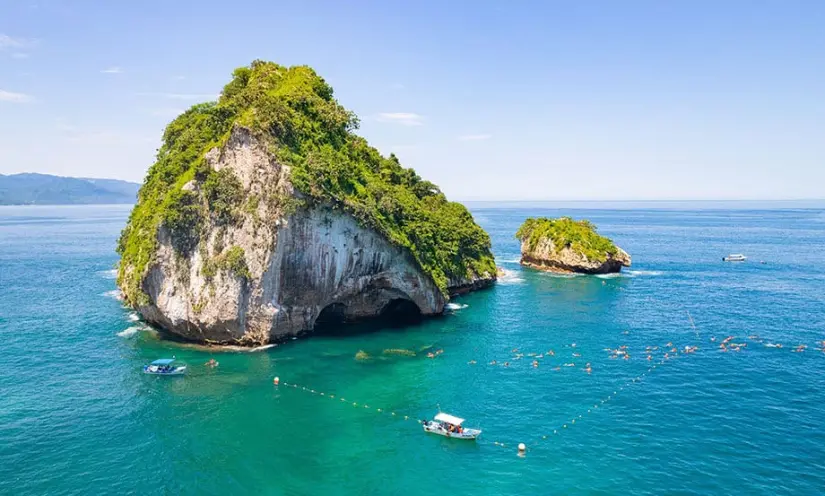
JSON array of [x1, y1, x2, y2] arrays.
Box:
[[117, 60, 495, 305], [516, 217, 618, 262]]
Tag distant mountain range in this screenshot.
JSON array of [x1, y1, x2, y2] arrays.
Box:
[[0, 173, 140, 205]]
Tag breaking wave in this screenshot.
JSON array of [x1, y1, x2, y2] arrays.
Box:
[[497, 268, 525, 284], [446, 302, 469, 311], [117, 326, 142, 338], [101, 289, 123, 300], [626, 270, 663, 277], [97, 269, 117, 279]]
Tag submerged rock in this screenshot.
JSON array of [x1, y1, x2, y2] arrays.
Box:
[[117, 61, 496, 345], [516, 217, 630, 274]]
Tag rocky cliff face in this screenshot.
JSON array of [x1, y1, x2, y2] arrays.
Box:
[[133, 126, 491, 345], [519, 238, 631, 274]]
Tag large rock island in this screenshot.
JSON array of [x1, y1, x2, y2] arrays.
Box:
[[116, 61, 496, 345], [516, 217, 630, 274]]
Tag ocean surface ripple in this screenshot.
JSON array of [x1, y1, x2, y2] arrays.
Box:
[[1, 204, 824, 495]]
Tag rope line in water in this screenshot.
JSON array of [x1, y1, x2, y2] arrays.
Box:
[[276, 330, 822, 455], [488, 343, 686, 451], [279, 381, 422, 425]]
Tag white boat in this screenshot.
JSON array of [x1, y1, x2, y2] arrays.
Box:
[[723, 254, 747, 262], [422, 412, 481, 440], [143, 358, 186, 376]]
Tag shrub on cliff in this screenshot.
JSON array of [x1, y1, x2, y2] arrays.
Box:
[[117, 60, 495, 305], [516, 217, 618, 262]]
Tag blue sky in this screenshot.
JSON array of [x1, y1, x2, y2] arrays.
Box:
[[1, 1, 823, 200]]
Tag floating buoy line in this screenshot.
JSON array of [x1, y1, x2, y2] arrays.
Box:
[[274, 328, 825, 455], [277, 380, 424, 426]]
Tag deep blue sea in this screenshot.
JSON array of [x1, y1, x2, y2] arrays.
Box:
[[1, 203, 824, 495]]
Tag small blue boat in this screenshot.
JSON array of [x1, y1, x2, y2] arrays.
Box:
[[143, 358, 186, 376]]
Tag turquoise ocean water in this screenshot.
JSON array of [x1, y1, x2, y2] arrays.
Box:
[[1, 203, 824, 495]]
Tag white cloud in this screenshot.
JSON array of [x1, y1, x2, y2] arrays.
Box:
[[0, 34, 35, 50], [376, 112, 424, 126], [137, 92, 218, 101], [0, 89, 33, 103], [458, 134, 492, 141], [101, 66, 124, 74]]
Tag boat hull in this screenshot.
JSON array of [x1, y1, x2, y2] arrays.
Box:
[[143, 366, 186, 376], [423, 422, 481, 440]]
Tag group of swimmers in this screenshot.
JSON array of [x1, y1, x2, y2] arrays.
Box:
[[710, 334, 824, 353], [426, 349, 444, 359]]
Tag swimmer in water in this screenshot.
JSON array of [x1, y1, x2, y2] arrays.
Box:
[[490, 360, 497, 365], [564, 363, 575, 367], [623, 354, 630, 360], [468, 360, 477, 365], [584, 362, 592, 374], [427, 352, 435, 359], [647, 355, 652, 361], [553, 367, 561, 371], [571, 343, 577, 348], [710, 336, 716, 342], [573, 353, 581, 357], [504, 362, 510, 367], [532, 360, 539, 368]]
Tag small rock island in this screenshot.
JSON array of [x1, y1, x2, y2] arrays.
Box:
[[116, 60, 496, 345], [516, 217, 630, 274]]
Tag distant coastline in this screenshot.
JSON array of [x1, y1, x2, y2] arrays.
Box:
[[463, 199, 825, 210], [0, 173, 140, 205]]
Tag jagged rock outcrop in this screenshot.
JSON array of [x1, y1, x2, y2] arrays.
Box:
[[516, 217, 630, 274], [117, 61, 496, 345]]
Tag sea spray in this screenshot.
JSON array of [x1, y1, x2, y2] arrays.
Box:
[[117, 326, 143, 338], [497, 268, 525, 285], [625, 270, 663, 277], [101, 289, 123, 300]]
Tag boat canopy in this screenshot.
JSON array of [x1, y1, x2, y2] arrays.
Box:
[[434, 413, 465, 426], [150, 358, 176, 365]]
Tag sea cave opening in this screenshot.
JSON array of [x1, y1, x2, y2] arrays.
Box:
[[312, 298, 423, 336]]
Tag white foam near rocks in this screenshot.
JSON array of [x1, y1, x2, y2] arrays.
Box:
[[497, 268, 525, 285], [101, 289, 123, 300], [117, 326, 142, 338], [625, 270, 663, 277]]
